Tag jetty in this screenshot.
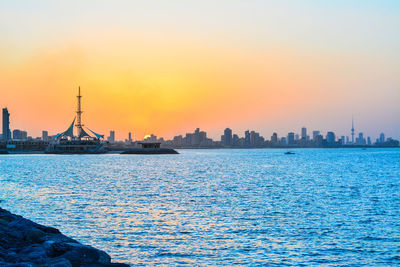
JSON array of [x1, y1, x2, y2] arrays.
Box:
[[0, 207, 129, 266]]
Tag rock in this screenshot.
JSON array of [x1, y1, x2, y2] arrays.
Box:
[[23, 228, 46, 244], [0, 207, 130, 266], [44, 257, 72, 267]]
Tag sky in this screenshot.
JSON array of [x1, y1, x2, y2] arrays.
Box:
[[0, 0, 399, 140]]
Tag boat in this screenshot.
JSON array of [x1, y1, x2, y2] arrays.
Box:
[[45, 87, 107, 154], [284, 151, 295, 155]]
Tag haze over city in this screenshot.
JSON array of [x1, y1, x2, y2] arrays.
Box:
[[1, 1, 399, 140]]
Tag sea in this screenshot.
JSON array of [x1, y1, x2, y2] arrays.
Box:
[[0, 148, 399, 266]]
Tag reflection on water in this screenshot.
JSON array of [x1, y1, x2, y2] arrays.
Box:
[[0, 149, 400, 265]]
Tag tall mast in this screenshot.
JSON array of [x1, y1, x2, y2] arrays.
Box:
[[76, 86, 84, 138]]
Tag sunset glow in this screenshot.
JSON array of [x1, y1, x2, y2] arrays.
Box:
[[1, 1, 399, 140]]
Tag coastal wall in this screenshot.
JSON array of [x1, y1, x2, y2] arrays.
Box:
[[0, 207, 129, 267]]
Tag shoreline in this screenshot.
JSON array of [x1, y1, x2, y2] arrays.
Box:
[[0, 146, 398, 155], [0, 207, 129, 266]]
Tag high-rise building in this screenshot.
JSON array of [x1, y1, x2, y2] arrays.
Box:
[[223, 128, 232, 147], [128, 132, 132, 142], [281, 137, 287, 145], [326, 131, 336, 145], [301, 127, 307, 140], [42, 131, 49, 141], [312, 130, 320, 141], [287, 132, 295, 145], [379, 133, 385, 143], [271, 132, 278, 144], [245, 131, 251, 147], [108, 130, 115, 142], [356, 132, 366, 145], [232, 134, 239, 147], [2, 108, 11, 140]]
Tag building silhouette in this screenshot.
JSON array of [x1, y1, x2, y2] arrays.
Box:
[[326, 131, 336, 145], [2, 108, 11, 141], [42, 131, 49, 141], [287, 132, 295, 145], [223, 128, 232, 147], [108, 130, 115, 142], [301, 127, 307, 140]]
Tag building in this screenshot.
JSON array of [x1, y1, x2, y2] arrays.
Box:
[[326, 131, 336, 145], [315, 134, 324, 146], [13, 129, 22, 140], [42, 131, 49, 141], [379, 133, 385, 143], [287, 132, 295, 145], [128, 132, 132, 142], [2, 108, 11, 140], [312, 130, 320, 141], [223, 128, 232, 147], [108, 130, 115, 142], [301, 127, 307, 140], [356, 132, 366, 145], [232, 134, 239, 147], [245, 131, 251, 147], [270, 132, 278, 144]]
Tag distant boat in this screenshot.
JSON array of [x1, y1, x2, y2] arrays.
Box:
[[284, 151, 295, 155]]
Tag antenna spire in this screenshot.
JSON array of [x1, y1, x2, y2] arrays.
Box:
[[76, 86, 84, 138]]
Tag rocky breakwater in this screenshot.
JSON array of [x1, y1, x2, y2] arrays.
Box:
[[0, 207, 129, 266]]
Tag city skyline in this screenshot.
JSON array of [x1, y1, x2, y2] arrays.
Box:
[[1, 1, 399, 139], [1, 105, 397, 146]]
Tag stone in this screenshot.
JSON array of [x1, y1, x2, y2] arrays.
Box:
[[0, 207, 130, 266]]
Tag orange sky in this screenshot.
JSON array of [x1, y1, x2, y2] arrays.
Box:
[[1, 1, 399, 140]]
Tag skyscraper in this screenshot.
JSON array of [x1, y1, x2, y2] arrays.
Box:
[[312, 130, 320, 141], [271, 132, 278, 144], [326, 132, 336, 145], [245, 130, 251, 147], [128, 132, 132, 142], [223, 128, 232, 147], [301, 127, 307, 140], [287, 132, 295, 145], [108, 130, 115, 142], [379, 133, 385, 143], [2, 108, 11, 141]]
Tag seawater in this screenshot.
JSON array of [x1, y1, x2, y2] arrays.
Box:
[[0, 148, 399, 265]]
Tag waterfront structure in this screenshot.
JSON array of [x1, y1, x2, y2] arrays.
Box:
[[2, 108, 11, 141], [45, 87, 106, 154]]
